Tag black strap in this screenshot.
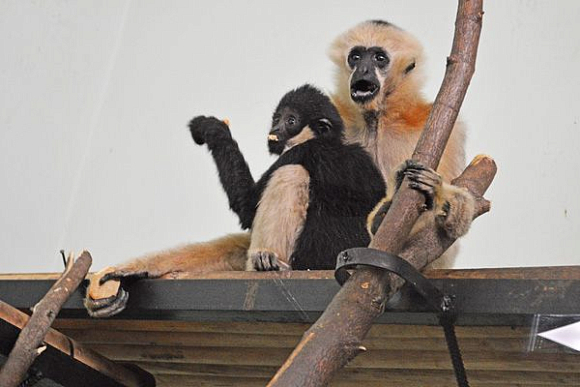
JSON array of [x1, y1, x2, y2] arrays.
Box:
[[335, 247, 469, 387]]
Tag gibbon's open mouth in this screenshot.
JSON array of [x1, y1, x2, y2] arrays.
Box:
[[350, 80, 380, 103]]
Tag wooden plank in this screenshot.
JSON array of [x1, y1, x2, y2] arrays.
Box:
[[2, 266, 579, 281], [154, 373, 574, 387], [61, 328, 537, 352], [86, 344, 580, 373], [53, 319, 531, 338], [133, 362, 580, 385], [0, 300, 152, 387], [155, 374, 267, 387]]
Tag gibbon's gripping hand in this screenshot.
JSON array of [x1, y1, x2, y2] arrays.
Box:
[[84, 266, 149, 318], [189, 116, 232, 148], [405, 161, 475, 238], [368, 160, 440, 236], [402, 160, 441, 211], [247, 250, 291, 271], [368, 160, 475, 239]]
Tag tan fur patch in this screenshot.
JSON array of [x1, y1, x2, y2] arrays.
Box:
[[284, 126, 315, 153], [247, 165, 310, 270], [99, 233, 251, 279]]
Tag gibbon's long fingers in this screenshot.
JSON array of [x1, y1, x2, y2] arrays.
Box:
[[405, 168, 442, 211], [438, 200, 451, 218], [405, 171, 441, 190], [250, 251, 281, 271], [84, 294, 117, 309], [85, 288, 129, 318]]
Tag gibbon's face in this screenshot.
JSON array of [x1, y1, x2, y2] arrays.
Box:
[[268, 106, 311, 155], [329, 21, 424, 111], [347, 45, 390, 104]]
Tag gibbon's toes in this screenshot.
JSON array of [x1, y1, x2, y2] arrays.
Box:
[[84, 288, 129, 318], [84, 266, 145, 318], [251, 251, 281, 271], [437, 200, 451, 219], [435, 198, 472, 239], [393, 159, 429, 190], [436, 200, 455, 235]]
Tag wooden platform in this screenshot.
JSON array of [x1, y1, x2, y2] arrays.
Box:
[[1, 267, 579, 386]]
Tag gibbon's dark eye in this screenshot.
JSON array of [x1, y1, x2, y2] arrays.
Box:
[[347, 50, 362, 68], [375, 53, 387, 62], [272, 115, 280, 125], [287, 116, 296, 126]]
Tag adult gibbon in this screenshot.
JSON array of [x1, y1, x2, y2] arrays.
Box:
[[190, 84, 385, 271], [329, 20, 475, 240], [85, 20, 473, 317]]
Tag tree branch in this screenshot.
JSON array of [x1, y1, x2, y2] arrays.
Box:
[[0, 251, 92, 387]]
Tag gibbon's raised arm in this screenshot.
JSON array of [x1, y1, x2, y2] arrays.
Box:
[[189, 116, 258, 229]]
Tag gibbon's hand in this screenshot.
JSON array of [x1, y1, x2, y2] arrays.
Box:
[[189, 115, 232, 147]]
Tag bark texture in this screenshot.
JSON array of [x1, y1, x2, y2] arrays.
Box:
[[0, 251, 92, 387]]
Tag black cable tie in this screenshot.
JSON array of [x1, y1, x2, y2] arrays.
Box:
[[335, 247, 469, 387]]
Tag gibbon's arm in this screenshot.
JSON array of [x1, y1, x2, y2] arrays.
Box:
[[189, 116, 258, 229]]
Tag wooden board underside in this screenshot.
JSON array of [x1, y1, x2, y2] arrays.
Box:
[[0, 301, 153, 387], [3, 267, 579, 386], [53, 318, 580, 387]]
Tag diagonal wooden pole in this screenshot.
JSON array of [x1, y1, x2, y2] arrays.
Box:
[[0, 251, 92, 387], [268, 1, 485, 385]]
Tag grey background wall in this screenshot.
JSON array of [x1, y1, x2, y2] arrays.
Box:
[[1, 0, 579, 273]]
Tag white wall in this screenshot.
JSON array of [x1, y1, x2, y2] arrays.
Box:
[[0, 0, 578, 273]]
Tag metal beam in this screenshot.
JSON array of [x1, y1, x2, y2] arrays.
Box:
[[1, 270, 579, 326]]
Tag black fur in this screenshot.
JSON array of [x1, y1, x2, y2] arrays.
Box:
[[190, 84, 385, 269], [370, 19, 393, 27]]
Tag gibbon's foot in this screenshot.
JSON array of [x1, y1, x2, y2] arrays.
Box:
[[84, 287, 129, 318], [248, 250, 290, 271], [435, 190, 474, 239], [403, 161, 442, 211], [84, 267, 149, 318], [189, 115, 232, 146]]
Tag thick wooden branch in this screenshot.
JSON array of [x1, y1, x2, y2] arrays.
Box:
[[0, 251, 92, 387], [268, 1, 485, 385], [0, 299, 153, 387]]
